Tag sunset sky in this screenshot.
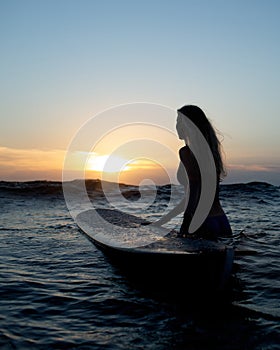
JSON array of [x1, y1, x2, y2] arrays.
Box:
[[1, 0, 280, 185]]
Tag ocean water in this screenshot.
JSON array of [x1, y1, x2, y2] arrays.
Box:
[[0, 180, 279, 349]]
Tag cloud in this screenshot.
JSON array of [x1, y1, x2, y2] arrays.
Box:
[[225, 163, 280, 185], [228, 163, 280, 172], [0, 146, 65, 180]]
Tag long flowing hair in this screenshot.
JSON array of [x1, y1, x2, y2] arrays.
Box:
[[177, 105, 226, 180]]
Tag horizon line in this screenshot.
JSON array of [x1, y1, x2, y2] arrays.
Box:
[[0, 178, 278, 187]]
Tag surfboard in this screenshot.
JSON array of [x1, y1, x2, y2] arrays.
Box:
[[76, 208, 234, 294]]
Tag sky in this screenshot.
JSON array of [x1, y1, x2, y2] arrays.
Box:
[[0, 0, 280, 185]]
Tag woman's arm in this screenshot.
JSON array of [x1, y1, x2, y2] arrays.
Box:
[[178, 146, 201, 234], [145, 146, 201, 229], [153, 195, 187, 226]]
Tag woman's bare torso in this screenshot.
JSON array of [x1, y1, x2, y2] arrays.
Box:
[[177, 146, 224, 218]]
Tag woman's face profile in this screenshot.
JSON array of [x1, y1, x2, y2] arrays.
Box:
[[176, 113, 185, 140], [176, 113, 193, 146]]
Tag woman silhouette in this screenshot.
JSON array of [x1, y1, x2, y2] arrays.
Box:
[[156, 105, 232, 239]]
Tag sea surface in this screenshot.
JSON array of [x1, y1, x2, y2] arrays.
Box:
[[0, 180, 279, 349]]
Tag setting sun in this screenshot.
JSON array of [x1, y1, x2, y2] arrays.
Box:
[[86, 154, 130, 173], [82, 152, 172, 185]]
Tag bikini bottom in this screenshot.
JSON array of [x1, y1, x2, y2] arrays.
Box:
[[194, 214, 232, 240], [179, 213, 232, 240]]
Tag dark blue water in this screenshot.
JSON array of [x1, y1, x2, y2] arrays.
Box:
[[0, 181, 279, 349]]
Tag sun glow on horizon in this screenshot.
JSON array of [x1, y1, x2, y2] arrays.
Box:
[[0, 146, 279, 185], [86, 154, 131, 173], [85, 153, 162, 173], [84, 153, 169, 185]]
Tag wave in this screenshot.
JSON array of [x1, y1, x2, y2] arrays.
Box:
[[0, 180, 63, 196], [222, 181, 276, 191], [0, 179, 278, 198], [0, 180, 134, 198]]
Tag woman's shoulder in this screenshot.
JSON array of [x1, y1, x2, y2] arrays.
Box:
[[179, 145, 193, 160], [179, 145, 200, 181], [179, 145, 191, 155]]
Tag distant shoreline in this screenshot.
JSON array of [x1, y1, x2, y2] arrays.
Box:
[[0, 179, 280, 190], [0, 179, 277, 188]]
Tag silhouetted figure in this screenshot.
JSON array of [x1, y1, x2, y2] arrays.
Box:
[[156, 105, 232, 240]]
